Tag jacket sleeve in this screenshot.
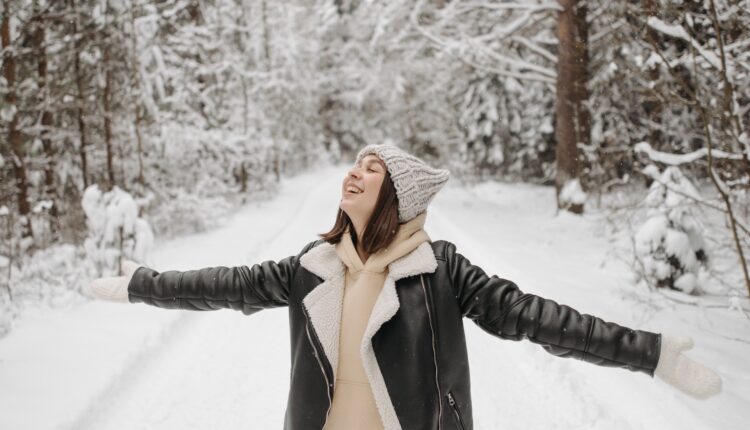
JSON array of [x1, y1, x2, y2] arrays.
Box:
[[127, 240, 321, 316], [445, 242, 662, 377]]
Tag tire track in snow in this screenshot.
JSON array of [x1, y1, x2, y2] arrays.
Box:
[[67, 166, 344, 430]]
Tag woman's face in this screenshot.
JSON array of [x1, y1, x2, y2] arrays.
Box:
[[340, 154, 387, 225]]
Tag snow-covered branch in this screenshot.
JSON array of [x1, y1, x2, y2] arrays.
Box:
[[471, 39, 557, 77], [646, 17, 721, 69], [454, 1, 562, 14], [635, 141, 745, 165], [408, 0, 556, 84]]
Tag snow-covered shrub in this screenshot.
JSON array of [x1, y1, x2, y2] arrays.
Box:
[[634, 166, 709, 293], [82, 185, 154, 276], [0, 244, 95, 338], [147, 187, 236, 239]]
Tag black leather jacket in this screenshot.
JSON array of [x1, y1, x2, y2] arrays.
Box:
[[128, 239, 662, 430]]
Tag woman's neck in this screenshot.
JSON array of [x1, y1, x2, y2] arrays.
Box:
[[356, 246, 369, 265], [349, 228, 370, 264]]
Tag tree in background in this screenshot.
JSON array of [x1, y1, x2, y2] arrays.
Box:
[[635, 165, 709, 293], [555, 0, 589, 214], [2, 0, 33, 241]]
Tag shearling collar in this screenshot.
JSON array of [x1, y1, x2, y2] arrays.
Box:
[[299, 239, 438, 430], [336, 211, 430, 274], [301, 236, 437, 282]]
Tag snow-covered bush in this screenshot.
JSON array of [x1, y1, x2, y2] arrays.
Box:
[[634, 166, 709, 293], [0, 244, 94, 338], [81, 185, 154, 276], [147, 187, 237, 240]]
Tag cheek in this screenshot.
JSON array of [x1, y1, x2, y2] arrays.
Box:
[[367, 178, 383, 200]]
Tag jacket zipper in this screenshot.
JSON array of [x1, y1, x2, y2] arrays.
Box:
[[446, 391, 466, 430], [303, 308, 333, 427], [420, 274, 443, 430]]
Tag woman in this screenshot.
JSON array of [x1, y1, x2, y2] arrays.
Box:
[[89, 143, 722, 430]]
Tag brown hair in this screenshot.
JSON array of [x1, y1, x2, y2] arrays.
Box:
[[318, 169, 400, 255]]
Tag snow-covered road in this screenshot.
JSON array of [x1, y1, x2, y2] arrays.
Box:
[[1, 165, 747, 429]]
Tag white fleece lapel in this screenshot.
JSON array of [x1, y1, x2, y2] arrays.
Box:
[[299, 240, 438, 430], [299, 242, 346, 384]]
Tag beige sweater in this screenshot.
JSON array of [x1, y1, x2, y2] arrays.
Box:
[[323, 211, 430, 430]]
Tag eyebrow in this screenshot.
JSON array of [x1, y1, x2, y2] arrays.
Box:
[[358, 159, 386, 169]]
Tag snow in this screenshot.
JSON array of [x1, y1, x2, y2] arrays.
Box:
[[1, 165, 748, 429], [0, 103, 17, 122], [560, 178, 587, 205]]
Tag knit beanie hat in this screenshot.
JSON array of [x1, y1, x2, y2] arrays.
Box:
[[355, 143, 450, 223]]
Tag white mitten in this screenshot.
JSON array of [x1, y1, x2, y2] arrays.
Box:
[[84, 259, 143, 303], [654, 334, 722, 400]]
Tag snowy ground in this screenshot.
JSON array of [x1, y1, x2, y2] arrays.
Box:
[[1, 164, 748, 430]]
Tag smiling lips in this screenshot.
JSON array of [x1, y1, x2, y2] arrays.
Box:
[[345, 182, 363, 194]]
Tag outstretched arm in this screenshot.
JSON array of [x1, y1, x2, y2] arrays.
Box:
[[445, 242, 721, 398], [127, 258, 294, 314], [88, 240, 320, 316], [446, 242, 660, 375]]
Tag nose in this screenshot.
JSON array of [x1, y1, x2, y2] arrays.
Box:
[[347, 165, 362, 179]]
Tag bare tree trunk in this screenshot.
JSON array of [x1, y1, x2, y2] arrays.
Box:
[[129, 5, 145, 185], [102, 0, 115, 188], [3, 0, 33, 240], [555, 0, 589, 214], [642, 0, 664, 151], [573, 1, 590, 152], [238, 2, 250, 135], [33, 0, 59, 235], [261, 0, 281, 181], [261, 0, 271, 70], [70, 0, 89, 189]]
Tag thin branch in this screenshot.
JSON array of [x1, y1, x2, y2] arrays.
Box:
[[511, 35, 557, 63]]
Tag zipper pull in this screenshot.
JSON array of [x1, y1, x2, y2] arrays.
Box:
[[447, 392, 455, 406]]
